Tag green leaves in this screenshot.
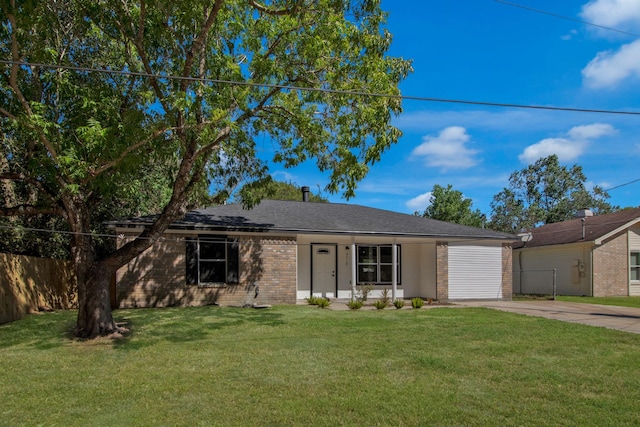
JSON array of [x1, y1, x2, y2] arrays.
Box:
[[1, 0, 410, 253], [416, 184, 485, 228], [489, 155, 617, 233]]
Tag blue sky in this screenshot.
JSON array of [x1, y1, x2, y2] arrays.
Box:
[[266, 0, 640, 215]]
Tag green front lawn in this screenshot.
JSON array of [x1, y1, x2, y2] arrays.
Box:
[[2, 306, 640, 426], [556, 295, 640, 308]]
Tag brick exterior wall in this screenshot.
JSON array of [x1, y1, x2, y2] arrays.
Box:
[[436, 241, 448, 302], [592, 232, 629, 297], [116, 233, 297, 308], [238, 236, 297, 306], [502, 243, 513, 300]]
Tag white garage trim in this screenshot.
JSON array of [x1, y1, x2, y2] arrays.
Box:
[[449, 245, 502, 300]]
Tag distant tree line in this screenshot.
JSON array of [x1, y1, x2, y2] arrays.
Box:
[[415, 154, 619, 233]]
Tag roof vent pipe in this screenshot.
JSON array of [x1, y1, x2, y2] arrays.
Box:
[[301, 186, 310, 202]]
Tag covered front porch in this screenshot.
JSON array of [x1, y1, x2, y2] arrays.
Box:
[[295, 235, 438, 301]]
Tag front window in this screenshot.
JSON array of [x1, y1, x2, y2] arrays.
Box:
[[631, 252, 640, 282], [186, 237, 239, 285], [357, 245, 400, 284]]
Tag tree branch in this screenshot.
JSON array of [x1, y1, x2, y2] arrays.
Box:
[[0, 106, 17, 120], [0, 204, 63, 217], [181, 0, 224, 92], [249, 0, 300, 16], [7, 7, 60, 162], [84, 125, 175, 182]]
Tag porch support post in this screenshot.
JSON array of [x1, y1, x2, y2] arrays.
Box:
[[392, 241, 398, 302], [351, 240, 357, 301]]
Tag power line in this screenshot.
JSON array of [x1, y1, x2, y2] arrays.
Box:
[[0, 223, 514, 245], [494, 0, 640, 39], [606, 178, 640, 191], [2, 59, 640, 116]]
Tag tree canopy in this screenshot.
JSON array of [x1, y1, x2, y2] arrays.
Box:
[[414, 184, 485, 228], [0, 0, 411, 337], [243, 180, 328, 203], [488, 155, 617, 233]]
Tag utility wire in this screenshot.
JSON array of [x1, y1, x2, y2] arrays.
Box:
[[494, 0, 640, 39], [606, 178, 640, 191], [1, 214, 639, 244], [2, 59, 640, 116]]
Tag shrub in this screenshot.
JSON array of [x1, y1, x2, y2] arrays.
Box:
[[357, 284, 375, 302], [393, 299, 406, 309], [411, 297, 424, 309], [373, 299, 388, 310], [306, 296, 319, 305], [347, 300, 363, 310], [316, 298, 331, 309], [380, 288, 391, 306]]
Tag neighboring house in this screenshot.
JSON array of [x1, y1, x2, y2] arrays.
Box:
[[514, 207, 640, 297], [108, 193, 515, 308]]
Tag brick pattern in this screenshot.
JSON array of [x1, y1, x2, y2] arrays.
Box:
[[501, 243, 513, 300], [436, 241, 448, 302], [116, 233, 297, 308], [593, 232, 629, 296]]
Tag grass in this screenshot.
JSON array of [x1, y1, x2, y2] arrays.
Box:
[[556, 295, 640, 308], [2, 306, 640, 426]]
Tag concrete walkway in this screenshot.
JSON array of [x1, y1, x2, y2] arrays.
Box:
[[457, 300, 640, 334]]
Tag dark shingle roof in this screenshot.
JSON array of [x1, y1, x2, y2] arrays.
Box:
[[515, 207, 640, 249], [110, 200, 515, 240]]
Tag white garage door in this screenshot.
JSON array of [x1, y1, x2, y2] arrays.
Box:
[[449, 245, 502, 300]]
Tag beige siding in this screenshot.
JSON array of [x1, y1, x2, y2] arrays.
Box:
[[629, 226, 640, 249], [515, 244, 591, 296], [629, 227, 640, 296]]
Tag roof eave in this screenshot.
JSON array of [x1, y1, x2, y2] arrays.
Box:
[[109, 222, 515, 240], [594, 217, 640, 245]]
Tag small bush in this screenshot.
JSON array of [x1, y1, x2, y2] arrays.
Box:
[[393, 299, 406, 309], [316, 298, 331, 309], [357, 284, 375, 302], [306, 296, 319, 305], [373, 299, 388, 310], [380, 288, 391, 306], [411, 297, 424, 309], [347, 300, 363, 310]]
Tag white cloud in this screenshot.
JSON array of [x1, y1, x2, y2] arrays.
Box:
[[582, 39, 640, 88], [561, 29, 578, 41], [567, 123, 616, 139], [581, 0, 640, 30], [519, 123, 616, 164], [405, 192, 432, 212], [411, 126, 480, 169], [519, 138, 586, 163]]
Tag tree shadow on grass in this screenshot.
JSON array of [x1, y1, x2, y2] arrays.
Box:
[[111, 305, 285, 351], [0, 310, 77, 350]]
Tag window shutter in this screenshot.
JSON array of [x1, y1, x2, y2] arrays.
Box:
[[227, 239, 239, 283], [185, 238, 198, 285]]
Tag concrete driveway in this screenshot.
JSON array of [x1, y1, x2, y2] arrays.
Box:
[[457, 300, 640, 334]]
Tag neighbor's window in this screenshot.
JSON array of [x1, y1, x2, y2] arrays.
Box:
[[357, 245, 400, 284], [186, 237, 239, 285], [631, 252, 640, 281]]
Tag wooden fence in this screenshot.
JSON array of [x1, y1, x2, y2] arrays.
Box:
[[0, 253, 77, 324]]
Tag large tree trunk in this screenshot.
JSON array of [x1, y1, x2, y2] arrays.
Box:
[[66, 196, 120, 338], [70, 151, 197, 338], [75, 260, 121, 338]]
